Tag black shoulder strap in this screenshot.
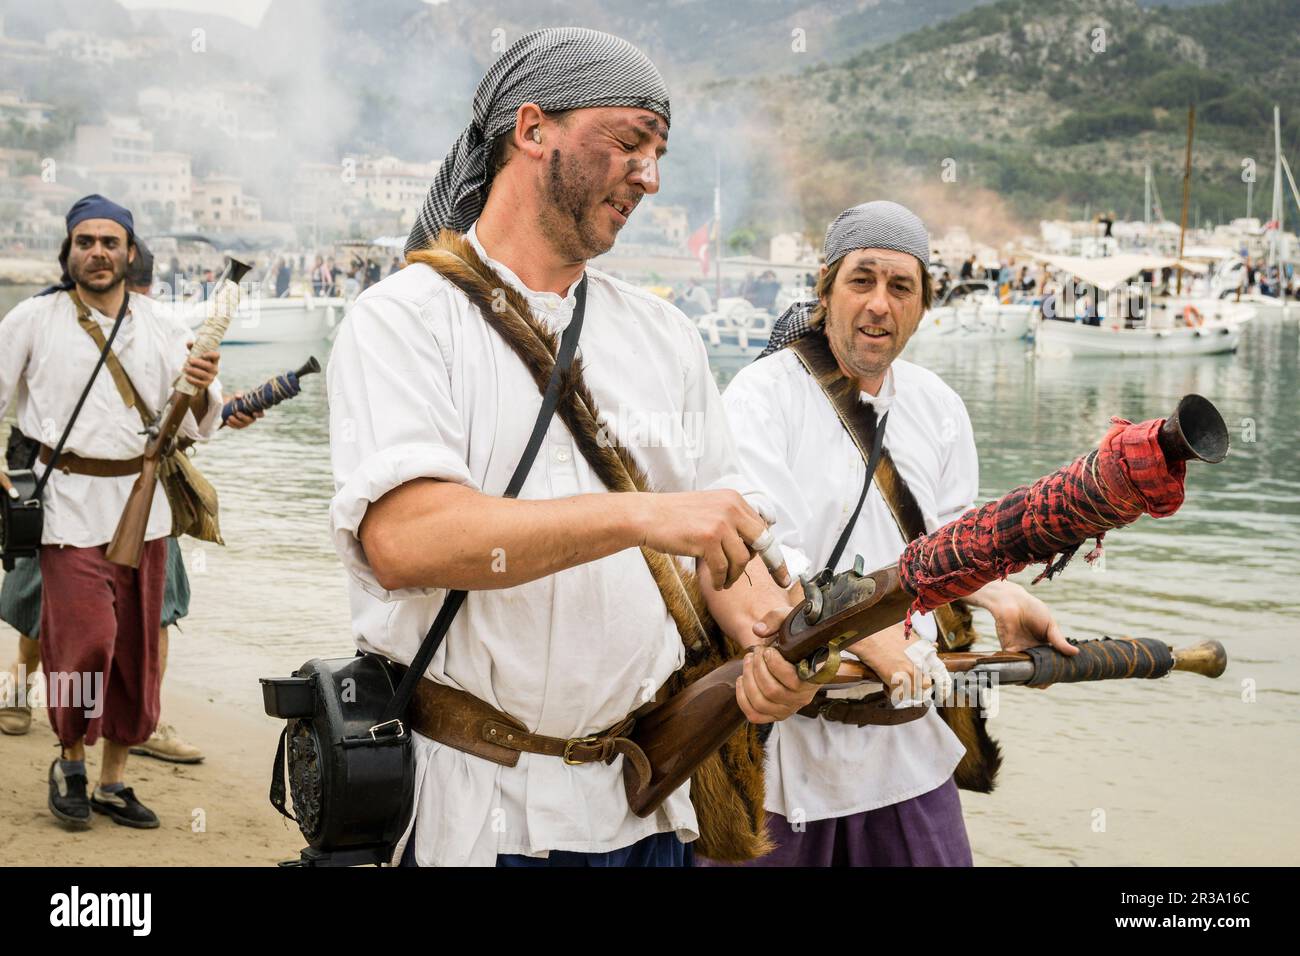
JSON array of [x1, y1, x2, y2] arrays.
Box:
[[825, 410, 888, 573], [379, 275, 589, 725]]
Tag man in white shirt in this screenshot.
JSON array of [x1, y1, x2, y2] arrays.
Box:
[[0, 195, 224, 831], [714, 201, 1076, 866], [328, 27, 813, 868]]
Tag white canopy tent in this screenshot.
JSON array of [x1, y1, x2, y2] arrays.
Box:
[[1030, 253, 1208, 291]]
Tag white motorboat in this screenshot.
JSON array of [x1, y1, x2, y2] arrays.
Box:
[[955, 301, 1034, 340], [698, 297, 773, 359], [167, 287, 345, 344], [1191, 253, 1295, 321], [1230, 293, 1294, 319], [910, 280, 1032, 344]]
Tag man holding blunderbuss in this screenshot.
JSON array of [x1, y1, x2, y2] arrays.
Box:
[[709, 201, 1077, 867], [0, 195, 224, 831]]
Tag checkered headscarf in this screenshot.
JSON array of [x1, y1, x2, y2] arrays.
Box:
[[758, 200, 930, 359], [405, 27, 671, 254]]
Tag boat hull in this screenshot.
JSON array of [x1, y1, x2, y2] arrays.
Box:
[[176, 296, 343, 344], [1035, 319, 1241, 357]]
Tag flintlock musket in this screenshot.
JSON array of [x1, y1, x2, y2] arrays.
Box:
[[623, 394, 1230, 817]]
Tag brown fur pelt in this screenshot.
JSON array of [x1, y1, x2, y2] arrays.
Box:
[[407, 231, 772, 860], [936, 705, 1003, 793], [790, 327, 1001, 793]]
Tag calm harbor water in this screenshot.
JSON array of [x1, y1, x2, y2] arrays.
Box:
[[2, 282, 1296, 865]]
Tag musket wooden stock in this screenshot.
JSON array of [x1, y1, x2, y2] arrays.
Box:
[[106, 258, 250, 568], [106, 395, 193, 568], [624, 564, 913, 816]]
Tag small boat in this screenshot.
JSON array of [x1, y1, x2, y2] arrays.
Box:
[[1032, 253, 1248, 358], [164, 287, 344, 344], [1229, 292, 1294, 319], [1186, 251, 1295, 321], [911, 280, 1032, 344], [146, 232, 348, 344], [222, 291, 344, 344]]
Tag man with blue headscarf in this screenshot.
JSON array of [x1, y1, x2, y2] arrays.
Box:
[[0, 194, 224, 832], [331, 28, 816, 867]]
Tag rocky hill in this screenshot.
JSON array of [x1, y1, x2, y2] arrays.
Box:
[[737, 0, 1300, 242]]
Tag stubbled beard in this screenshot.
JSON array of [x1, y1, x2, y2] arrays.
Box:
[[826, 307, 898, 382], [70, 256, 127, 293], [539, 149, 615, 261]]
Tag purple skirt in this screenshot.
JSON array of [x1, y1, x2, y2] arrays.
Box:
[[697, 777, 972, 867]]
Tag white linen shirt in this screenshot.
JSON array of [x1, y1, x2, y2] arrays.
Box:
[[327, 223, 761, 866], [722, 349, 978, 821], [0, 290, 223, 548]]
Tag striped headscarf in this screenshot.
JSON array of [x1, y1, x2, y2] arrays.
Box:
[[759, 200, 931, 358], [405, 27, 671, 254]]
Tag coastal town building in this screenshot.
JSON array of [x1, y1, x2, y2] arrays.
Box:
[[191, 174, 262, 228]]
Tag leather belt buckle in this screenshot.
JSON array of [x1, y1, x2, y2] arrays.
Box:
[[563, 734, 600, 764], [368, 718, 404, 741]]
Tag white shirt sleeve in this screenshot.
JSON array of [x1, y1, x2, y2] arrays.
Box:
[[0, 300, 35, 423], [934, 391, 980, 528], [327, 288, 479, 602], [721, 363, 817, 579]]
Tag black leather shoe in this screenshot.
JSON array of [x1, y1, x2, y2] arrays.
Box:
[[48, 760, 92, 830], [91, 786, 160, 829]]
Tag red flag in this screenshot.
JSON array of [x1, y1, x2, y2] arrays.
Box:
[[687, 221, 711, 276]]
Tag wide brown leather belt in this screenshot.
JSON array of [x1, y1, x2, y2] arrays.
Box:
[[39, 445, 143, 478], [408, 679, 660, 791], [798, 690, 930, 726]]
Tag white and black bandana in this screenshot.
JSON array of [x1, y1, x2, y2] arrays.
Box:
[[405, 27, 671, 254]]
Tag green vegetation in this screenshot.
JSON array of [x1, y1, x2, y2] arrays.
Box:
[[773, 0, 1300, 227], [1043, 105, 1157, 145]]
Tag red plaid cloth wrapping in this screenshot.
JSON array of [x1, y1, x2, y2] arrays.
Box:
[[899, 416, 1187, 618]]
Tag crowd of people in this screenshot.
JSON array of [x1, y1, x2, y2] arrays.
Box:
[[933, 255, 1045, 304], [143, 251, 407, 305], [1241, 257, 1298, 299]]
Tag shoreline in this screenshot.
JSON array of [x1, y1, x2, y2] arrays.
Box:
[[1, 632, 304, 866]]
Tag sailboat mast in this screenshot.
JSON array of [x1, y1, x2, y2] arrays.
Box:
[[1275, 105, 1286, 312], [1176, 104, 1195, 296], [1144, 163, 1152, 236]]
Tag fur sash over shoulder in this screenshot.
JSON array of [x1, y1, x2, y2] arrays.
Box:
[[406, 230, 772, 860]]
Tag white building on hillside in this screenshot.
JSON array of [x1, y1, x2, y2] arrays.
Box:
[[45, 29, 133, 65], [353, 155, 439, 224], [75, 116, 154, 166]]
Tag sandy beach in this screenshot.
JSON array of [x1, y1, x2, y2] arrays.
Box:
[[0, 632, 303, 867]]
